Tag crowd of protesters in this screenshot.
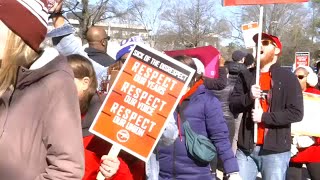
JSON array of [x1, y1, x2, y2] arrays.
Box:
[[0, 0, 320, 180]]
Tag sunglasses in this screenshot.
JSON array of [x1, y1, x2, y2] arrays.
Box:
[[296, 75, 307, 80], [261, 40, 276, 47]]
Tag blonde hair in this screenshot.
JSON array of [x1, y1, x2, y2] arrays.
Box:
[[0, 29, 38, 96]]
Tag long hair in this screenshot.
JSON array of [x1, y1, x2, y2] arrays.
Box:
[[173, 55, 202, 87], [0, 29, 38, 96], [67, 54, 98, 114]]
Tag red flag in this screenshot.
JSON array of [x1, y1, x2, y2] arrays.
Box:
[[165, 46, 220, 78], [223, 0, 308, 6]]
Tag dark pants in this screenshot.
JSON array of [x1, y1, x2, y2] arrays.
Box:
[[286, 162, 320, 180]]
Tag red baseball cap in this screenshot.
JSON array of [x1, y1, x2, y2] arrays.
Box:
[[253, 33, 282, 53]]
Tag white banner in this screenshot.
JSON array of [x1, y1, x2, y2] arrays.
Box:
[[291, 92, 320, 137]]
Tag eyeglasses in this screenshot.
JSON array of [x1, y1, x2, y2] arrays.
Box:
[[261, 40, 276, 47], [296, 75, 307, 80]]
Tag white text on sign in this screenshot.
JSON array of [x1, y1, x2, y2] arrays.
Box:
[[111, 102, 157, 137]]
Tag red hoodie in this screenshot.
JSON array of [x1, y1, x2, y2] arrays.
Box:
[[81, 93, 146, 180], [82, 135, 133, 180], [290, 87, 320, 163], [81, 93, 134, 180]]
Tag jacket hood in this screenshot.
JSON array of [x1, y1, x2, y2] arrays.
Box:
[[227, 61, 246, 74], [15, 48, 73, 89]]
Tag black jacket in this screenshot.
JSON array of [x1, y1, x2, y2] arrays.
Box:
[[210, 62, 246, 141], [229, 63, 304, 153], [85, 47, 114, 67], [82, 94, 105, 137]]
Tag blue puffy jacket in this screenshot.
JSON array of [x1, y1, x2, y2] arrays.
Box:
[[158, 85, 239, 180]]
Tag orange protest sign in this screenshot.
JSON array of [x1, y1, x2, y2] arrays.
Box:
[[223, 0, 308, 6], [89, 44, 195, 161]]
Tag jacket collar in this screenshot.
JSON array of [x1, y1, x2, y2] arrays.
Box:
[[180, 79, 204, 103], [15, 48, 73, 89], [84, 47, 105, 55], [269, 62, 281, 74]]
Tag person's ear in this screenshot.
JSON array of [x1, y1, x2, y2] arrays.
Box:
[[101, 39, 107, 47], [274, 47, 281, 55], [81, 77, 90, 91]]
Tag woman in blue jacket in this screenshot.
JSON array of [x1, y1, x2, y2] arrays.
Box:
[[158, 56, 240, 180]]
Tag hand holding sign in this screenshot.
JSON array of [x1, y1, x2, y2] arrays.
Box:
[[96, 144, 121, 180], [99, 155, 120, 179]]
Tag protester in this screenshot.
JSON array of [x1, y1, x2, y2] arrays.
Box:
[[85, 26, 114, 67], [286, 65, 320, 180], [106, 36, 145, 92], [47, 1, 106, 85], [67, 54, 133, 180], [231, 50, 247, 64], [229, 33, 304, 180], [212, 53, 247, 155], [0, 1, 84, 179], [158, 55, 240, 180], [244, 53, 255, 69]]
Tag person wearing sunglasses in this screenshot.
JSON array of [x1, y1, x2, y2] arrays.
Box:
[[85, 26, 114, 67], [286, 66, 320, 180], [229, 33, 303, 180]]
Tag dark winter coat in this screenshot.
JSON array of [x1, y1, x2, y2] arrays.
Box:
[[158, 85, 238, 180], [229, 63, 304, 153], [211, 62, 246, 141]]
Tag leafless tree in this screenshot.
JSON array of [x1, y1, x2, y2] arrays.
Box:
[[230, 4, 314, 65], [157, 0, 231, 49], [64, 0, 143, 42]]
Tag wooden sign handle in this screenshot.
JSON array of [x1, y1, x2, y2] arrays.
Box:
[[254, 5, 264, 144], [96, 144, 121, 180]]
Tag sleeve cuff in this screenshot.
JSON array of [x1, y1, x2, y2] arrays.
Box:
[[222, 157, 239, 174], [47, 23, 75, 38]]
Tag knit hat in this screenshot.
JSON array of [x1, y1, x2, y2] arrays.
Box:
[[232, 50, 247, 62], [115, 36, 144, 61], [0, 0, 48, 52]]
